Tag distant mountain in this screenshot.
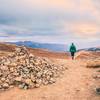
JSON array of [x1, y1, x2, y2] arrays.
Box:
[[78, 47, 100, 52], [87, 47, 100, 51], [8, 41, 67, 52]]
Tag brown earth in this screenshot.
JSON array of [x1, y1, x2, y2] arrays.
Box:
[[0, 43, 69, 59], [0, 43, 100, 100]]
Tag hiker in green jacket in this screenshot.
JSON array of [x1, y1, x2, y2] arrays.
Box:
[[69, 43, 76, 60]]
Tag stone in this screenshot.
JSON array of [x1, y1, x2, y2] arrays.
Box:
[[9, 67, 14, 72], [1, 65, 8, 71], [15, 76, 22, 82], [36, 72, 42, 78], [35, 83, 40, 88], [25, 79, 32, 85], [96, 88, 100, 95], [49, 78, 56, 84], [18, 84, 24, 89], [0, 85, 2, 89], [1, 78, 6, 82], [35, 79, 42, 85], [30, 74, 35, 82], [13, 72, 19, 76], [3, 83, 9, 89], [42, 80, 48, 85], [0, 71, 3, 77], [10, 85, 14, 88], [23, 85, 29, 90]]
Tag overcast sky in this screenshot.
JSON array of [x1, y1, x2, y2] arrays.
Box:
[[0, 0, 100, 48]]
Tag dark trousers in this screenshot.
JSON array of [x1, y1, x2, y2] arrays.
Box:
[[71, 52, 75, 60]]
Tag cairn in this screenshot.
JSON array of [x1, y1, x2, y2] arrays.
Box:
[[0, 47, 62, 90]]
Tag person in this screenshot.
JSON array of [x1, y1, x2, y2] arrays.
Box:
[[69, 43, 76, 60]]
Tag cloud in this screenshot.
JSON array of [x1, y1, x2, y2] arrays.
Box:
[[0, 0, 100, 48], [0, 32, 9, 37], [69, 23, 100, 37]]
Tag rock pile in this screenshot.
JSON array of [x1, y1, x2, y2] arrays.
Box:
[[0, 47, 62, 90]]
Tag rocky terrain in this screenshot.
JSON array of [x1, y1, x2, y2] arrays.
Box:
[[0, 43, 100, 100], [0, 47, 64, 90], [86, 58, 100, 95]]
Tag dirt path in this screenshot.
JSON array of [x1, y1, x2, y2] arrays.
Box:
[[0, 59, 99, 100]]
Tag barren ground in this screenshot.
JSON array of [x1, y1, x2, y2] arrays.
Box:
[[0, 58, 100, 100]]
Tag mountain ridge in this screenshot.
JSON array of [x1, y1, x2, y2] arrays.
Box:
[[7, 41, 67, 52]]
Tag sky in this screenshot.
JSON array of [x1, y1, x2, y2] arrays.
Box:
[[0, 0, 100, 48]]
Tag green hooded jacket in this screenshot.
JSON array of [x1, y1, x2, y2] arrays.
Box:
[[69, 44, 76, 53]]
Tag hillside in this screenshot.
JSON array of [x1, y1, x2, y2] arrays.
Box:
[[0, 43, 69, 59]]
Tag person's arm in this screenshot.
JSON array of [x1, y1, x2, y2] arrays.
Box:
[[74, 46, 77, 52]]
